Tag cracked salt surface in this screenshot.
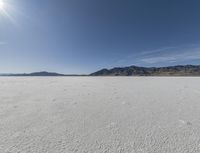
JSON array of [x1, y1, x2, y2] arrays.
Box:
[[0, 77, 200, 153]]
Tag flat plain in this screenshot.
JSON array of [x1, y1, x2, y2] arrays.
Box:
[[0, 77, 200, 153]]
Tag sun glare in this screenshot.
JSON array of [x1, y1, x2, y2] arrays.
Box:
[[0, 0, 16, 25], [0, 0, 5, 10]]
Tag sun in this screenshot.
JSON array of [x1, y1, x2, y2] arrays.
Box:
[[0, 0, 17, 25], [0, 0, 5, 10]]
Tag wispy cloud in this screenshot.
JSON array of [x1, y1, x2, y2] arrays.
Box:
[[139, 45, 200, 64], [0, 41, 7, 45], [139, 46, 178, 56], [141, 57, 176, 64], [114, 44, 200, 67]]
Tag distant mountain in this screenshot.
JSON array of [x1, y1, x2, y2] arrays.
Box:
[[1, 65, 200, 76], [0, 71, 65, 76], [91, 65, 200, 76]]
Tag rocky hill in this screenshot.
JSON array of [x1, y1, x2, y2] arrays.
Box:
[[91, 65, 200, 76]]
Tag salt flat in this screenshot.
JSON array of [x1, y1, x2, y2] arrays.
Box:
[[0, 77, 200, 153]]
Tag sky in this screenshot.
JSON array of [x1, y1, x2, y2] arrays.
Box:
[[0, 0, 200, 74]]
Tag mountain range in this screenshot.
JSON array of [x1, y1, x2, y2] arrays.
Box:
[[0, 71, 65, 76], [1, 65, 200, 76], [91, 65, 200, 76]]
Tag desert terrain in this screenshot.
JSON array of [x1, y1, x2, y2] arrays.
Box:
[[0, 77, 200, 153]]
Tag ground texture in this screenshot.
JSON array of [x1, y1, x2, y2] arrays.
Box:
[[0, 77, 200, 153]]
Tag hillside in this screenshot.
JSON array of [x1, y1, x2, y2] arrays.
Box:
[[0, 71, 65, 76], [91, 65, 200, 76]]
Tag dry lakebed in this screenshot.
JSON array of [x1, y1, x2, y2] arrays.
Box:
[[0, 77, 200, 153]]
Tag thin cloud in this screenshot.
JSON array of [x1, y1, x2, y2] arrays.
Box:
[[139, 46, 200, 64], [141, 57, 176, 64], [0, 41, 7, 45], [139, 46, 178, 56], [115, 44, 200, 66]]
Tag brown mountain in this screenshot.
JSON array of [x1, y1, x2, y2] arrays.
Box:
[[91, 65, 200, 76]]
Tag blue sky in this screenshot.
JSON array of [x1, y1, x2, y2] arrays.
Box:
[[0, 0, 200, 74]]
